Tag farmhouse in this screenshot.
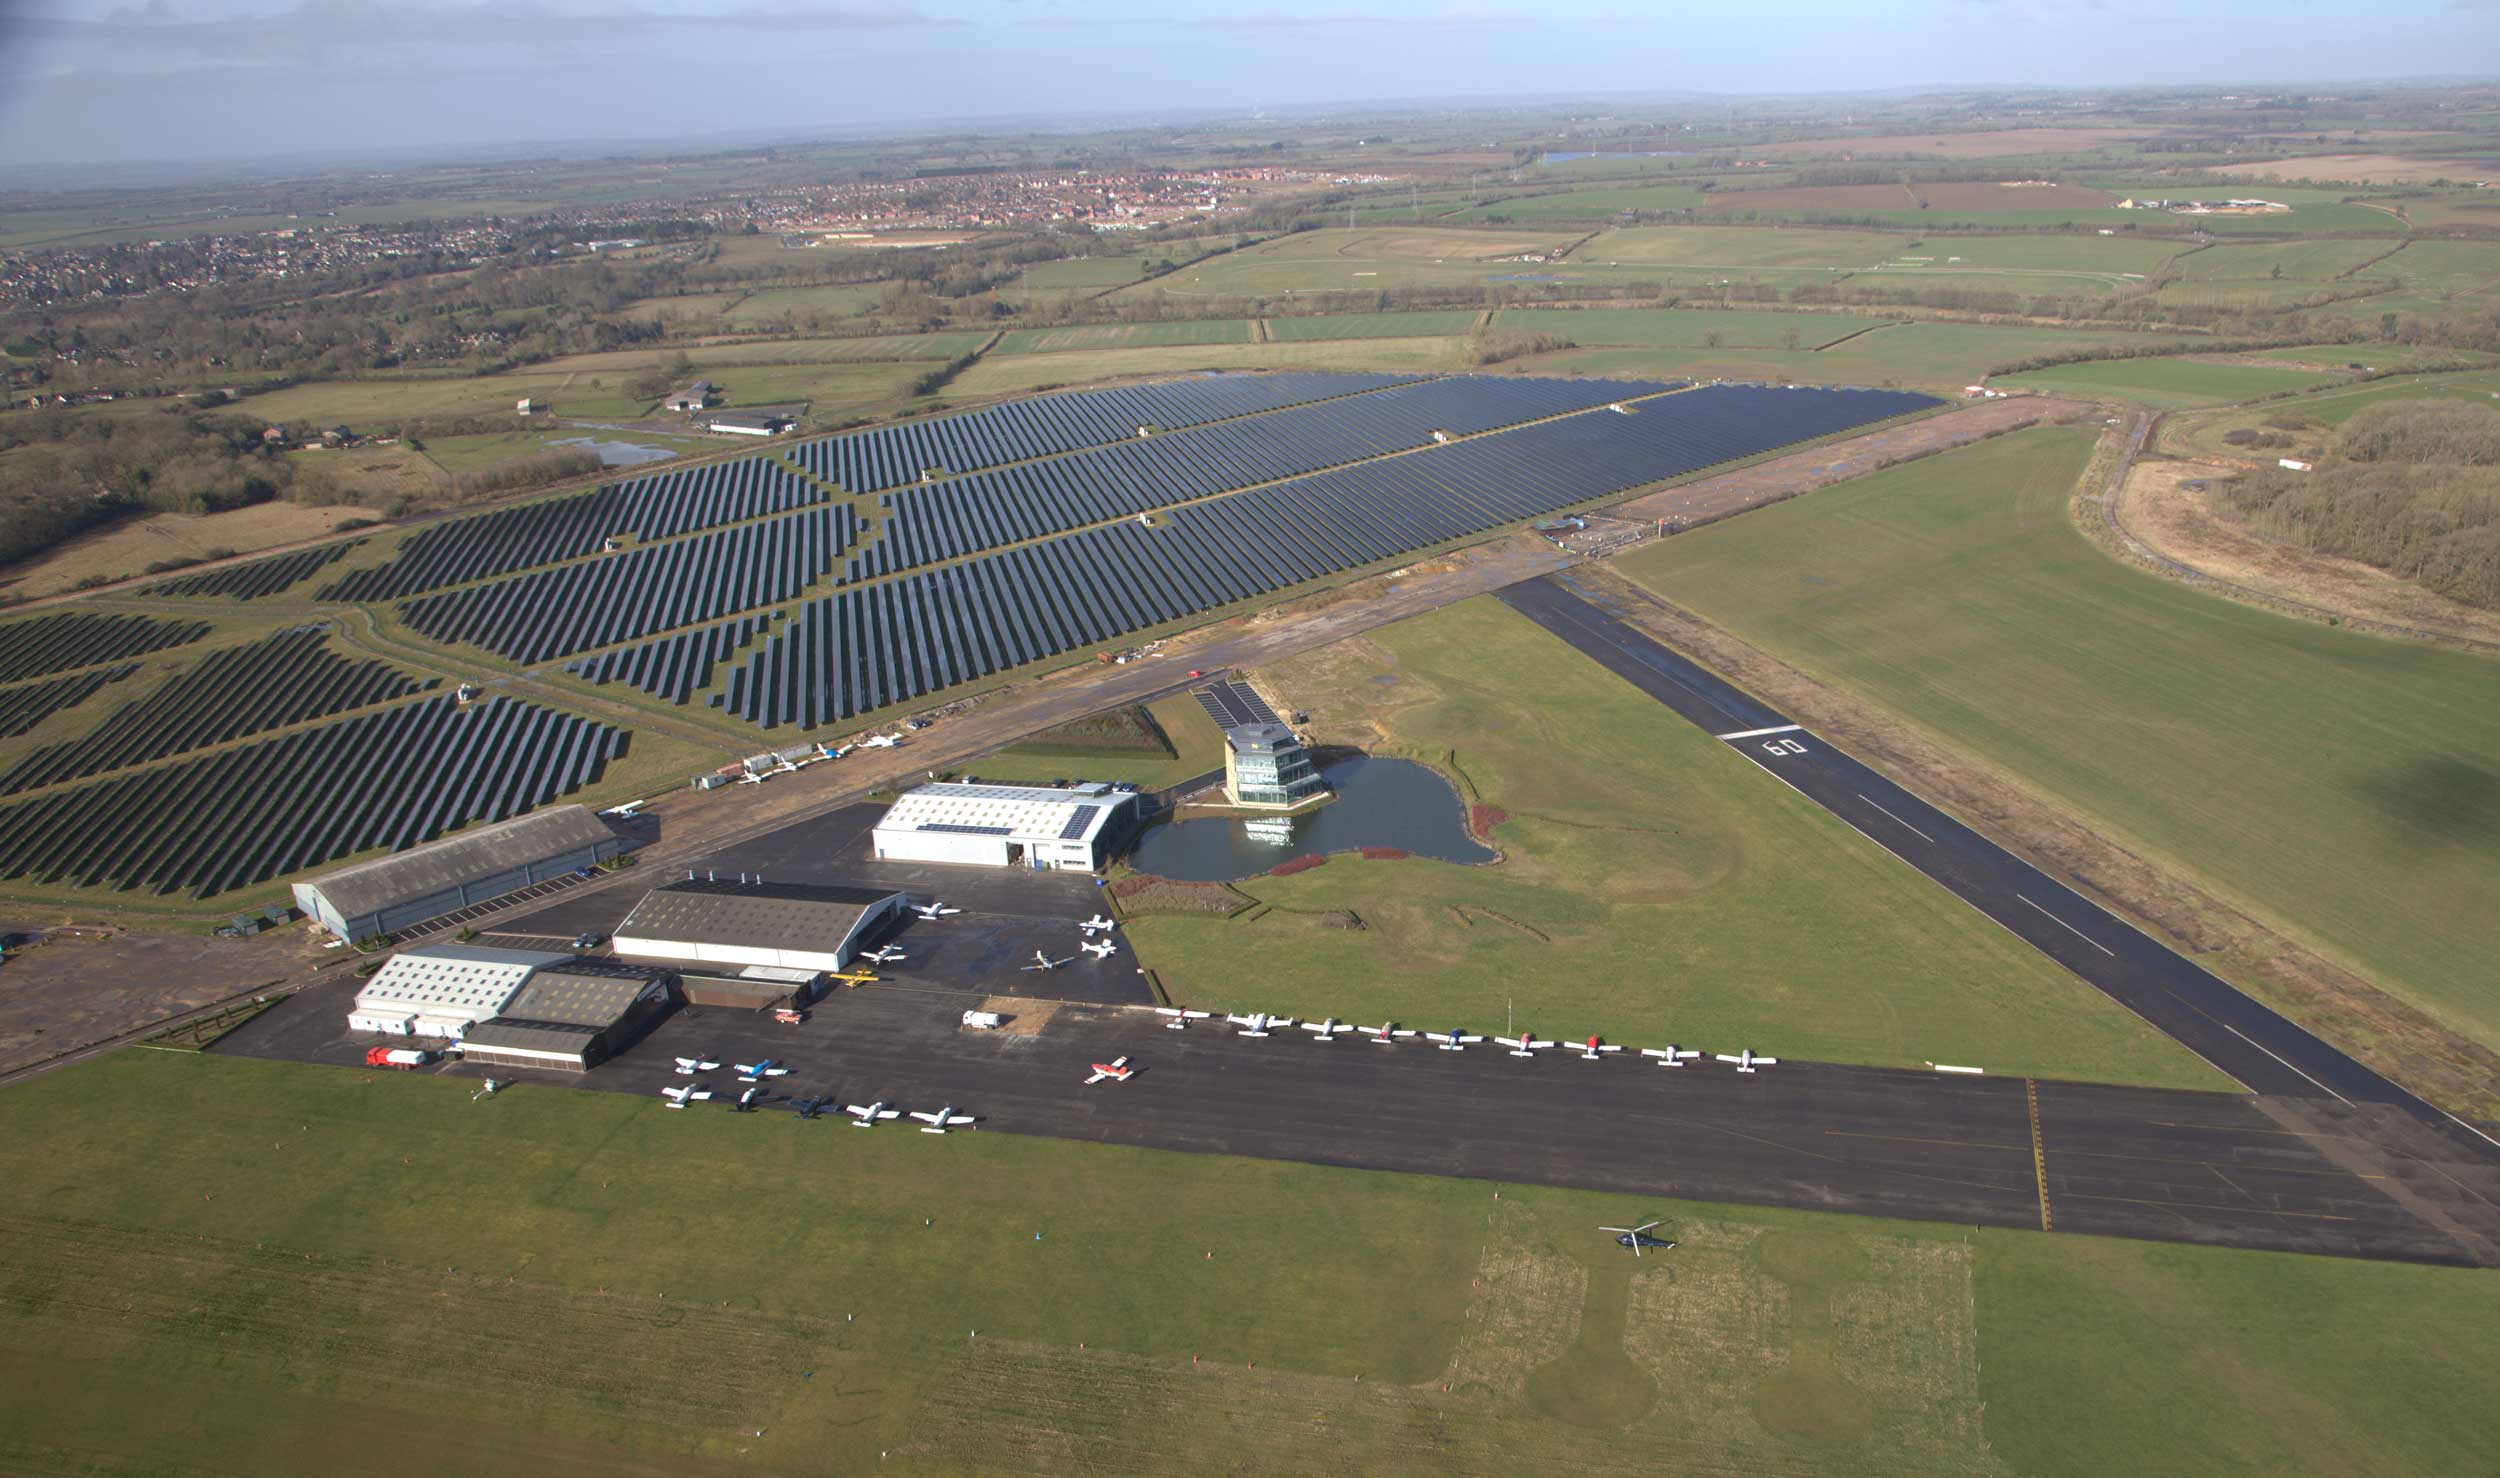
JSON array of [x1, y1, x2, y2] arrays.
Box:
[[346, 943, 571, 1039], [665, 380, 719, 412], [456, 961, 676, 1072], [613, 878, 908, 972], [292, 805, 623, 943], [871, 781, 1139, 871]]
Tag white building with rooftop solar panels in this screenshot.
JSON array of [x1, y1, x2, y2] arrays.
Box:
[[871, 781, 1140, 871]]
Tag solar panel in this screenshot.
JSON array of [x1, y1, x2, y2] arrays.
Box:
[[1058, 805, 1100, 840], [916, 822, 1015, 836]]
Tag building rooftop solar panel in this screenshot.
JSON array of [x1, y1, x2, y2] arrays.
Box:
[[1058, 805, 1100, 841]]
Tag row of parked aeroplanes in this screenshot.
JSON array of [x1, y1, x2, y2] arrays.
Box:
[[1146, 1013, 1778, 1070], [663, 1054, 980, 1132]]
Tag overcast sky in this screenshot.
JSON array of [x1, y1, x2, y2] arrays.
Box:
[[1, 1, 2495, 168]]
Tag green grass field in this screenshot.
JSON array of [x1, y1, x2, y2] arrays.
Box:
[[1496, 307, 1893, 349], [962, 694, 1222, 790], [2372, 238, 2500, 295], [942, 337, 1469, 398], [1523, 320, 2199, 393], [2166, 239, 2400, 281], [1264, 310, 1483, 340], [1447, 184, 1707, 221], [1993, 356, 2337, 408], [1, 1030, 2493, 1474], [1129, 598, 2226, 1088], [1613, 426, 2500, 1056], [1573, 226, 1900, 271], [718, 282, 894, 325], [992, 320, 1255, 355], [419, 428, 716, 475], [1128, 227, 1579, 299]]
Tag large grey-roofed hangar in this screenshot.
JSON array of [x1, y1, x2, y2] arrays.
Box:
[[612, 877, 907, 972]]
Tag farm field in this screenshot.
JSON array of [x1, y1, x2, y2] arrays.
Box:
[[1004, 255, 1159, 294], [703, 359, 933, 413], [718, 283, 903, 326], [1613, 426, 2500, 1055], [1573, 225, 1898, 271], [1129, 598, 2226, 1090], [2371, 238, 2500, 295], [2166, 239, 2402, 281], [236, 373, 656, 426], [2156, 367, 2500, 458], [1447, 184, 1706, 220], [2149, 280, 2392, 312], [993, 320, 1255, 355], [534, 334, 987, 376], [1863, 233, 2183, 275], [940, 337, 1468, 398], [0, 502, 380, 603], [1, 1019, 2491, 1474], [1496, 307, 1892, 349], [1992, 355, 2336, 408], [418, 427, 715, 475], [1263, 310, 1482, 340], [1128, 227, 1578, 298], [1526, 320, 2199, 393]]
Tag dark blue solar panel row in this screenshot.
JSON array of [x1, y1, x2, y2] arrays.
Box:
[[1058, 805, 1100, 840], [789, 371, 1421, 492], [0, 694, 623, 898], [0, 612, 209, 684], [563, 615, 767, 705], [150, 542, 356, 601], [0, 664, 136, 740], [848, 375, 1671, 584], [716, 384, 1935, 728], [394, 507, 846, 665], [322, 455, 826, 602]]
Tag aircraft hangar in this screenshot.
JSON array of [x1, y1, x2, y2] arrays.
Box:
[[870, 780, 1139, 872]]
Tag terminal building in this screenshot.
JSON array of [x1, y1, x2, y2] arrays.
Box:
[[1221, 722, 1329, 810], [292, 806, 623, 943], [613, 878, 907, 973], [346, 943, 574, 1040], [870, 781, 1139, 871]]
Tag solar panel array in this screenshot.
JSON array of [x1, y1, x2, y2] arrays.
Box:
[[0, 626, 431, 796], [150, 542, 357, 601], [1058, 805, 1101, 840], [321, 457, 826, 603], [0, 664, 136, 740], [848, 375, 1669, 585], [563, 614, 767, 705], [0, 694, 624, 898], [1194, 680, 1277, 729], [788, 371, 1422, 491], [716, 384, 1936, 728], [394, 507, 848, 665], [0, 612, 210, 684]]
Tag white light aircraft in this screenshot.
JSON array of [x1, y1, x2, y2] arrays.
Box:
[[1301, 1017, 1356, 1041], [1715, 1049, 1779, 1073], [732, 1085, 764, 1111], [910, 1106, 976, 1135], [736, 1060, 791, 1082], [660, 1084, 712, 1108], [1023, 951, 1072, 972], [855, 733, 900, 750], [1227, 1012, 1291, 1038], [1641, 1045, 1700, 1067], [860, 945, 907, 964], [1080, 915, 1117, 935], [737, 771, 767, 786], [1086, 1056, 1134, 1085], [1425, 1027, 1483, 1052], [1080, 939, 1118, 960], [1495, 1032, 1557, 1060], [845, 1102, 900, 1127], [1574, 1036, 1625, 1061], [672, 1056, 721, 1076], [912, 902, 961, 920], [1359, 1021, 1416, 1045], [1154, 1007, 1212, 1031]]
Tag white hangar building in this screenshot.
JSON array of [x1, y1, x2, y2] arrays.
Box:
[[612, 878, 907, 974], [346, 943, 574, 1039], [870, 781, 1139, 872]]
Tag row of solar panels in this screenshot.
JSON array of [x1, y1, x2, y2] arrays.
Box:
[[0, 611, 207, 685], [711, 384, 1936, 729], [787, 370, 1423, 492], [322, 455, 827, 603], [149, 542, 356, 602], [0, 694, 623, 898], [1194, 680, 1275, 730], [396, 506, 850, 667], [0, 664, 135, 740], [563, 614, 767, 706], [849, 375, 1669, 585], [0, 626, 430, 797]]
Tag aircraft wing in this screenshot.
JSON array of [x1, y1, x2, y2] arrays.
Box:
[[1714, 1054, 1745, 1064], [1226, 1015, 1258, 1027], [1753, 1057, 1778, 1066], [945, 1115, 975, 1126], [908, 1111, 942, 1125], [1495, 1036, 1524, 1049], [687, 1090, 712, 1101], [1457, 1034, 1483, 1044]]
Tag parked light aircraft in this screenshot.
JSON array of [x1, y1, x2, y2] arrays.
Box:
[[1360, 1021, 1417, 1044], [1425, 1027, 1484, 1052], [860, 945, 907, 964], [736, 1060, 791, 1082], [736, 771, 767, 786], [1601, 1220, 1675, 1257], [732, 1085, 764, 1112], [1080, 915, 1117, 935], [1023, 951, 1072, 972], [660, 1084, 712, 1108], [1086, 1057, 1134, 1084], [1227, 1012, 1291, 1038], [913, 902, 961, 920], [1574, 1036, 1625, 1061], [790, 1096, 832, 1120], [1641, 1045, 1700, 1067], [855, 733, 900, 749], [845, 1102, 900, 1127], [1301, 1017, 1356, 1041], [911, 1106, 976, 1135], [1496, 1033, 1557, 1060], [673, 1056, 721, 1076], [1154, 1007, 1212, 1030], [1715, 1049, 1778, 1073], [1080, 939, 1117, 960]]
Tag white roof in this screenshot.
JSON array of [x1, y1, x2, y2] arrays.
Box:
[[874, 781, 1130, 847], [353, 944, 569, 1023], [735, 964, 821, 984]]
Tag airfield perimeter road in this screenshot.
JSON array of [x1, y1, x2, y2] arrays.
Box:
[[1496, 573, 2500, 1164], [220, 979, 2500, 1268]]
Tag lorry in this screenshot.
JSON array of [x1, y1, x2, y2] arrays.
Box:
[[364, 1046, 437, 1070]]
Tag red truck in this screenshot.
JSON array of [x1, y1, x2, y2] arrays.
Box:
[[364, 1046, 436, 1070]]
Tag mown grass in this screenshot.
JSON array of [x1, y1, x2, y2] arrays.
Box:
[[0, 1028, 2492, 1475], [941, 337, 1469, 398], [967, 694, 1222, 791], [1264, 310, 1482, 340], [1994, 355, 2337, 407], [1126, 597, 2227, 1088], [992, 320, 1255, 355], [1497, 307, 1893, 349], [1614, 425, 2500, 1054]]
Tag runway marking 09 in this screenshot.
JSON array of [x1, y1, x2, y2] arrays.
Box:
[[2027, 1078, 2053, 1233]]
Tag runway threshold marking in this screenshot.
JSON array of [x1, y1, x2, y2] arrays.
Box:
[[2016, 894, 2116, 956], [2027, 1078, 2053, 1233], [1855, 794, 1936, 843], [1715, 724, 1803, 740]]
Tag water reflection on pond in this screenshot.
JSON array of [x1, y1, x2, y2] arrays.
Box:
[[549, 435, 681, 467], [1123, 756, 1494, 882]]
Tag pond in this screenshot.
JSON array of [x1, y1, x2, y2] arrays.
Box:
[[1123, 756, 1495, 882], [548, 435, 682, 467]]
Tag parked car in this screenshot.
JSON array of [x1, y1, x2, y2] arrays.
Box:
[[571, 932, 603, 951]]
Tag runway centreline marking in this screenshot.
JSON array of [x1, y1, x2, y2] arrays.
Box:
[[2028, 1078, 2053, 1233], [2210, 1015, 2346, 1104], [1855, 793, 1936, 844], [1715, 723, 1803, 740], [2016, 893, 2116, 956]]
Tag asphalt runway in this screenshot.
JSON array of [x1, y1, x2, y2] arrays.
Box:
[[1498, 573, 2500, 1162], [217, 978, 2500, 1267]]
